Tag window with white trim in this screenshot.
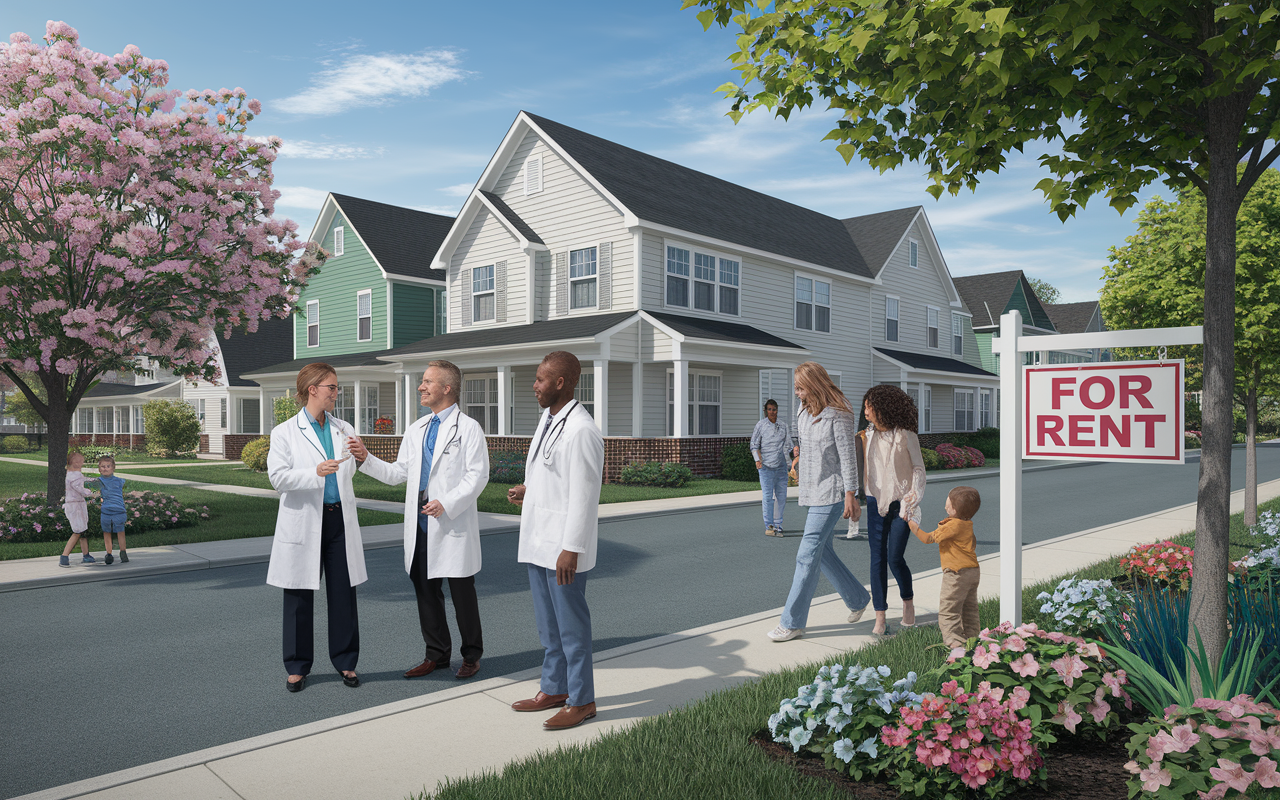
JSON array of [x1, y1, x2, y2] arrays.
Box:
[[979, 388, 993, 429], [197, 399, 206, 428], [952, 314, 964, 355], [97, 406, 114, 434], [360, 385, 379, 435], [569, 247, 597, 310], [333, 226, 344, 257], [78, 408, 93, 434], [575, 373, 594, 417], [335, 384, 355, 427], [923, 386, 932, 433], [666, 370, 722, 435], [239, 397, 260, 434], [666, 246, 689, 307], [666, 244, 740, 316], [464, 375, 499, 434], [909, 238, 919, 268], [885, 296, 900, 342], [134, 406, 146, 434], [524, 156, 542, 196], [356, 290, 372, 342], [472, 265, 495, 322], [117, 406, 130, 434], [927, 306, 939, 348], [719, 258, 740, 315], [693, 252, 716, 311], [954, 389, 974, 432], [219, 398, 227, 430], [306, 300, 319, 348], [795, 275, 831, 332]]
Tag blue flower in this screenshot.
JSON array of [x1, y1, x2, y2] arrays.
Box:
[[832, 738, 856, 763]]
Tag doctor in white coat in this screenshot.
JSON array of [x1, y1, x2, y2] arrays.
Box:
[[266, 363, 369, 693], [507, 351, 604, 730], [351, 360, 490, 680]]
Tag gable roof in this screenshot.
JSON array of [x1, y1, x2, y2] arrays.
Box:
[[841, 207, 922, 275], [330, 193, 453, 281], [480, 191, 543, 245], [645, 311, 804, 350], [1045, 301, 1102, 335], [952, 270, 1055, 330], [241, 347, 403, 380], [873, 347, 998, 378], [83, 380, 183, 399], [522, 113, 876, 279], [217, 316, 296, 386], [382, 312, 637, 358]]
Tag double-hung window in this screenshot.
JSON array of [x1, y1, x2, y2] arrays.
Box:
[[952, 315, 964, 355], [356, 290, 372, 342], [569, 247, 597, 310], [693, 253, 716, 311], [666, 371, 722, 435], [979, 388, 993, 429], [219, 398, 227, 430], [927, 307, 939, 348], [464, 376, 499, 434], [333, 226, 344, 257], [718, 258, 740, 315], [335, 385, 355, 427], [885, 296, 900, 342], [360, 386, 379, 434], [666, 246, 690, 307], [795, 276, 831, 332], [306, 300, 319, 347], [472, 265, 495, 322], [923, 387, 932, 433], [666, 244, 740, 315], [954, 389, 974, 432], [575, 373, 594, 417]]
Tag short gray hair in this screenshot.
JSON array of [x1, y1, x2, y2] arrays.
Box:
[[427, 360, 461, 400]]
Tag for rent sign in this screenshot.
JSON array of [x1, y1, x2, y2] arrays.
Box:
[[1023, 360, 1184, 464]]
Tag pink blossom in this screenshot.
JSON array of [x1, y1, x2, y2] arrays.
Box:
[[1197, 785, 1228, 800], [1168, 722, 1201, 753], [947, 647, 967, 663], [1008, 686, 1031, 711], [971, 644, 1001, 669], [1050, 654, 1086, 687], [1251, 757, 1280, 789], [1249, 726, 1280, 756], [1209, 759, 1253, 793], [1139, 764, 1173, 793], [1052, 701, 1083, 733], [1102, 671, 1126, 697], [1003, 635, 1027, 652], [1010, 654, 1039, 677]]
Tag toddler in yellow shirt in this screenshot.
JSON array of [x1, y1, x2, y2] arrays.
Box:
[[907, 486, 981, 649]]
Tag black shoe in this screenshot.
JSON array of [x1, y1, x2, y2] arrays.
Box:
[[340, 671, 360, 688], [119, 550, 129, 563], [286, 675, 306, 693], [104, 552, 114, 565]]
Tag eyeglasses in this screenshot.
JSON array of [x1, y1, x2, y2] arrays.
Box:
[[315, 384, 338, 392]]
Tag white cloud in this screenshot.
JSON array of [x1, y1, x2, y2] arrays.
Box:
[[273, 185, 329, 211], [275, 50, 466, 117], [277, 139, 380, 159], [439, 182, 474, 197]]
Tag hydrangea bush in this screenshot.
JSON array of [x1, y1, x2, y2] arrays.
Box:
[[938, 621, 1131, 745], [1245, 510, 1280, 550], [879, 680, 1046, 798], [768, 664, 923, 779], [935, 442, 985, 469], [1120, 541, 1195, 591], [0, 490, 209, 543], [1124, 695, 1280, 799], [1036, 577, 1126, 636], [1229, 545, 1280, 590]]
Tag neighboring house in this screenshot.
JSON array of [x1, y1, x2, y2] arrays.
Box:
[[1045, 301, 1109, 363]]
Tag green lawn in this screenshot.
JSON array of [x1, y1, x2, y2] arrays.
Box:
[[0, 461, 401, 560], [417, 497, 1278, 800], [0, 446, 222, 465]]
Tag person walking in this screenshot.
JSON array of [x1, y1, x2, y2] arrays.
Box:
[[767, 361, 871, 642], [58, 451, 97, 567], [266, 363, 368, 693], [751, 399, 792, 536], [856, 384, 926, 637]]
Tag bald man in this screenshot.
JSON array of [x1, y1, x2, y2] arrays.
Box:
[[506, 351, 604, 730]]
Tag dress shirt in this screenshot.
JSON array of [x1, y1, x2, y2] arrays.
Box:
[[418, 404, 456, 521], [303, 407, 339, 504], [750, 417, 792, 469]]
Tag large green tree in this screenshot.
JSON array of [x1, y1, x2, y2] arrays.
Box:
[[1103, 170, 1280, 527], [688, 0, 1280, 669]]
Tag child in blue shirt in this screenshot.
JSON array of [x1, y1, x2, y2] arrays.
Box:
[[96, 455, 128, 564]]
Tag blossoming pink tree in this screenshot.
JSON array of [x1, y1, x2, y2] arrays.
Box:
[[0, 22, 325, 503]]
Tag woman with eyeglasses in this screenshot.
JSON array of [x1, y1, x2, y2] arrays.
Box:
[[266, 363, 369, 693]]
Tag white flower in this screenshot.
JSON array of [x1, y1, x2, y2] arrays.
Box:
[[833, 737, 856, 763], [789, 726, 813, 751]]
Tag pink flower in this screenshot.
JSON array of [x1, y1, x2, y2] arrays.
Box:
[[972, 644, 1001, 669], [1003, 635, 1027, 652], [1008, 686, 1031, 711], [1051, 654, 1086, 687], [1209, 759, 1253, 793], [1102, 671, 1126, 697], [1249, 726, 1280, 756], [1168, 722, 1201, 753], [1124, 760, 1141, 775], [1198, 785, 1228, 800], [1251, 757, 1280, 789], [947, 647, 967, 663], [1139, 764, 1173, 793], [1010, 654, 1039, 677], [1052, 701, 1082, 733]]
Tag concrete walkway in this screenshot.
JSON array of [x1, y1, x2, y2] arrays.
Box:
[[15, 473, 1277, 800]]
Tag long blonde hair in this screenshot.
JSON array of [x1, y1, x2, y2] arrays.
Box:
[[794, 361, 853, 416]]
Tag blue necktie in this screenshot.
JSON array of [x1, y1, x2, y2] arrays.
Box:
[[419, 416, 441, 501]]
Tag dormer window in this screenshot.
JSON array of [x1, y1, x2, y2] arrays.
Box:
[[569, 247, 598, 309]]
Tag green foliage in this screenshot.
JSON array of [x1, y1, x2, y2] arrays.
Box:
[[719, 442, 757, 481], [1, 435, 32, 453], [273, 394, 297, 426], [141, 399, 200, 457], [618, 460, 694, 488], [79, 445, 119, 462], [0, 489, 209, 543], [1185, 434, 1202, 452], [4, 383, 45, 427], [920, 447, 942, 470], [489, 450, 525, 484], [239, 437, 270, 471], [1185, 395, 1202, 431], [945, 427, 1000, 459], [1026, 278, 1062, 305]]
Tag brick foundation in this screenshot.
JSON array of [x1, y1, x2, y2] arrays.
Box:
[[199, 434, 210, 454], [69, 433, 149, 452], [223, 434, 259, 461]]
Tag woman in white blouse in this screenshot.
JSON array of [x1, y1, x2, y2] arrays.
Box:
[[856, 385, 926, 637]]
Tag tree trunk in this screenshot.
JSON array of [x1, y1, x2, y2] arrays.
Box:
[[1188, 109, 1245, 685], [44, 377, 70, 508], [1245, 383, 1257, 527]]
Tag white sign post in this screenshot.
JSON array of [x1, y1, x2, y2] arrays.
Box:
[[992, 311, 1203, 625]]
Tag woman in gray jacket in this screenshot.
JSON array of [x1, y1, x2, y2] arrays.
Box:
[[767, 361, 872, 642]]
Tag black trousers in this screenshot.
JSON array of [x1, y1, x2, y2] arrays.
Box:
[[412, 519, 483, 664], [283, 505, 359, 675]]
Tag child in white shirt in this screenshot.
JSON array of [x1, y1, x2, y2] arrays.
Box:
[[59, 452, 98, 567]]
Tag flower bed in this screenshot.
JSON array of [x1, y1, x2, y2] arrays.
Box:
[[0, 490, 209, 543], [935, 442, 986, 469], [1119, 541, 1195, 591]]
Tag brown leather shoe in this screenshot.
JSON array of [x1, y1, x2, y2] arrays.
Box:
[[511, 691, 569, 712], [455, 660, 481, 679], [403, 657, 449, 679], [543, 702, 597, 730]]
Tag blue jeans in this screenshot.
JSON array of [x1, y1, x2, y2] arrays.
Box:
[[528, 564, 594, 706], [866, 497, 914, 612], [780, 502, 872, 629], [758, 466, 788, 527]]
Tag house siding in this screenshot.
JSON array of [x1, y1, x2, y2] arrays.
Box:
[[295, 211, 387, 356], [449, 209, 526, 328], [392, 283, 440, 347]]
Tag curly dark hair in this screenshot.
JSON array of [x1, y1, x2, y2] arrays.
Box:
[[860, 384, 918, 433]]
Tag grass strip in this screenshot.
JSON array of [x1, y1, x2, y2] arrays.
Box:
[[0, 447, 211, 465], [416, 496, 1279, 800]]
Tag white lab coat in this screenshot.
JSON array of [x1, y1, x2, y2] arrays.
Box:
[[518, 400, 604, 572], [265, 409, 369, 590], [359, 406, 489, 578]]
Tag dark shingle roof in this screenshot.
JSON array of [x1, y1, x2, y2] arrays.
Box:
[[874, 347, 997, 378], [841, 207, 922, 274], [242, 348, 401, 379], [83, 380, 182, 399], [481, 191, 543, 245], [647, 311, 804, 350], [331, 193, 453, 281], [952, 270, 1056, 330], [1045, 301, 1101, 335], [218, 316, 296, 386], [524, 113, 875, 279], [383, 312, 636, 357]]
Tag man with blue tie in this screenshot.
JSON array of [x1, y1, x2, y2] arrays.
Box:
[[352, 360, 490, 679]]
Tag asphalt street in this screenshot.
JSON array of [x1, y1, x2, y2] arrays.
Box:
[[3, 446, 1279, 799]]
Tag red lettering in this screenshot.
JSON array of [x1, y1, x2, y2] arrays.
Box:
[[1080, 376, 1115, 410], [1068, 415, 1095, 446], [1051, 377, 1077, 410], [1100, 416, 1131, 447], [1038, 416, 1065, 446], [1121, 375, 1154, 409], [1134, 414, 1165, 447]]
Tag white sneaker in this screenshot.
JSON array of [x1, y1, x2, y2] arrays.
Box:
[[767, 625, 804, 642], [848, 605, 868, 623]]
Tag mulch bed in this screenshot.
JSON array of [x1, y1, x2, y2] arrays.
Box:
[[750, 729, 1134, 799]]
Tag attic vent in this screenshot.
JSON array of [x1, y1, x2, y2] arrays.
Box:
[[525, 156, 542, 196], [333, 226, 344, 257]]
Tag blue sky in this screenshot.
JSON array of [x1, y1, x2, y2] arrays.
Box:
[[7, 0, 1170, 303]]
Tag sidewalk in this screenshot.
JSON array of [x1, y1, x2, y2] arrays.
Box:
[[18, 476, 1278, 800]]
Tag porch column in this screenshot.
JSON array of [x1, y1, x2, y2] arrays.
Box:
[[353, 379, 362, 435], [394, 373, 403, 435], [405, 372, 416, 427], [258, 388, 266, 434], [673, 360, 689, 438], [917, 381, 926, 432], [632, 362, 642, 436], [592, 360, 608, 434], [497, 365, 510, 435], [227, 395, 237, 437]]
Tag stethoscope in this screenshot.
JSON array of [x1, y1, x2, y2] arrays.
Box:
[[535, 400, 582, 462], [434, 413, 462, 458]]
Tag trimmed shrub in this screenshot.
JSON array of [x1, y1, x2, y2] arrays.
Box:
[[80, 445, 118, 462], [719, 442, 757, 481], [1184, 433, 1201, 451], [947, 427, 1000, 459], [141, 399, 200, 457], [920, 447, 942, 470], [935, 442, 976, 469], [273, 394, 297, 426], [619, 460, 693, 488], [240, 437, 270, 471], [490, 450, 525, 484], [1, 435, 32, 453]]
